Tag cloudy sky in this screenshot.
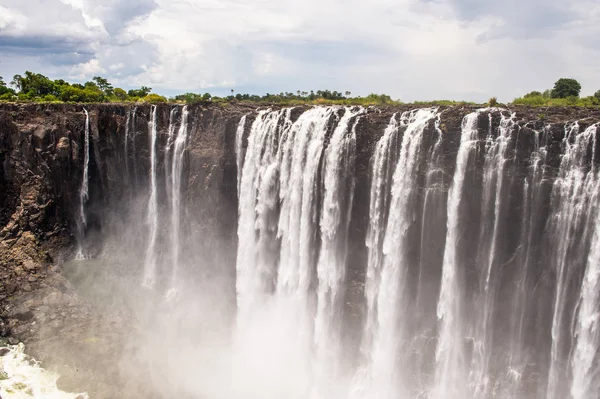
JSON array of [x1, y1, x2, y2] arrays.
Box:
[[1, 0, 599, 101]]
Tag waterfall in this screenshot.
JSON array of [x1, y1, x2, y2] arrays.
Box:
[[168, 105, 189, 295], [236, 114, 247, 194], [506, 126, 549, 395], [143, 105, 159, 288], [362, 113, 401, 363], [164, 107, 179, 201], [235, 106, 365, 398], [358, 108, 439, 398], [124, 108, 131, 183], [547, 123, 600, 399], [131, 107, 139, 186], [75, 108, 90, 259], [470, 112, 516, 396], [313, 108, 362, 397], [571, 168, 600, 398], [236, 108, 292, 320], [433, 111, 481, 399]]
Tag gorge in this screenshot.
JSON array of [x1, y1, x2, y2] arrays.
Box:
[[0, 103, 599, 398]]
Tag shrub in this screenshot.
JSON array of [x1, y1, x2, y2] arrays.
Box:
[[140, 93, 167, 104], [488, 97, 498, 106], [523, 91, 542, 98]]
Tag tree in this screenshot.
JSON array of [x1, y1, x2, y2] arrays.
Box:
[[128, 86, 152, 98], [93, 76, 114, 96], [594, 90, 600, 100], [551, 78, 581, 98], [113, 88, 128, 101], [0, 76, 15, 96], [141, 93, 167, 104], [11, 71, 55, 97]]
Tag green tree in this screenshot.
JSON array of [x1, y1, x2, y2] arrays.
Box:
[[93, 76, 114, 96], [141, 93, 167, 103], [128, 86, 152, 98], [594, 90, 600, 100], [0, 76, 16, 96], [11, 71, 55, 97], [113, 88, 128, 101], [551, 78, 581, 98]]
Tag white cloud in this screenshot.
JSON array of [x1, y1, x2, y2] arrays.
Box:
[[1, 0, 599, 100], [70, 58, 106, 78]]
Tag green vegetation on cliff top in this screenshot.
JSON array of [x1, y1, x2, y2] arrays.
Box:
[[1, 72, 599, 107]]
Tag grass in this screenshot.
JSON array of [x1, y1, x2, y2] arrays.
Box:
[[512, 95, 600, 107]]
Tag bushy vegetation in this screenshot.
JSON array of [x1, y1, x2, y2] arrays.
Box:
[[170, 90, 400, 106], [512, 78, 600, 107], [4, 71, 598, 108], [0, 71, 400, 106], [0, 71, 166, 103]]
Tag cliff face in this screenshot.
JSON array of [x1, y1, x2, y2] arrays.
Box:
[[1, 102, 599, 332]]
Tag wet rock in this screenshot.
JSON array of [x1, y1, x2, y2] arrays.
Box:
[[0, 348, 9, 356], [8, 337, 19, 345]]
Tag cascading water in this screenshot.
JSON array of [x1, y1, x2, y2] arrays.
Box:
[[357, 108, 439, 399], [142, 105, 159, 288], [235, 114, 247, 193], [168, 105, 189, 295], [164, 106, 179, 199], [75, 108, 90, 259], [571, 168, 600, 399], [506, 125, 549, 396], [313, 107, 362, 398], [433, 111, 481, 399], [233, 107, 600, 399], [470, 112, 516, 397], [547, 123, 600, 399], [124, 108, 131, 182], [235, 106, 364, 398]]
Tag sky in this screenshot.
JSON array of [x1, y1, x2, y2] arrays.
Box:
[[0, 0, 599, 102]]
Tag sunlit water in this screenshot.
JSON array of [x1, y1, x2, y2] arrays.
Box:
[[0, 343, 87, 399]]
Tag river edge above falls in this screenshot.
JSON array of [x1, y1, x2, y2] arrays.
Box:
[[1, 103, 600, 398]]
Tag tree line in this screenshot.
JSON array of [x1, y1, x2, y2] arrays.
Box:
[[2, 72, 600, 107], [0, 72, 164, 103], [513, 78, 600, 106], [0, 71, 399, 106]]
